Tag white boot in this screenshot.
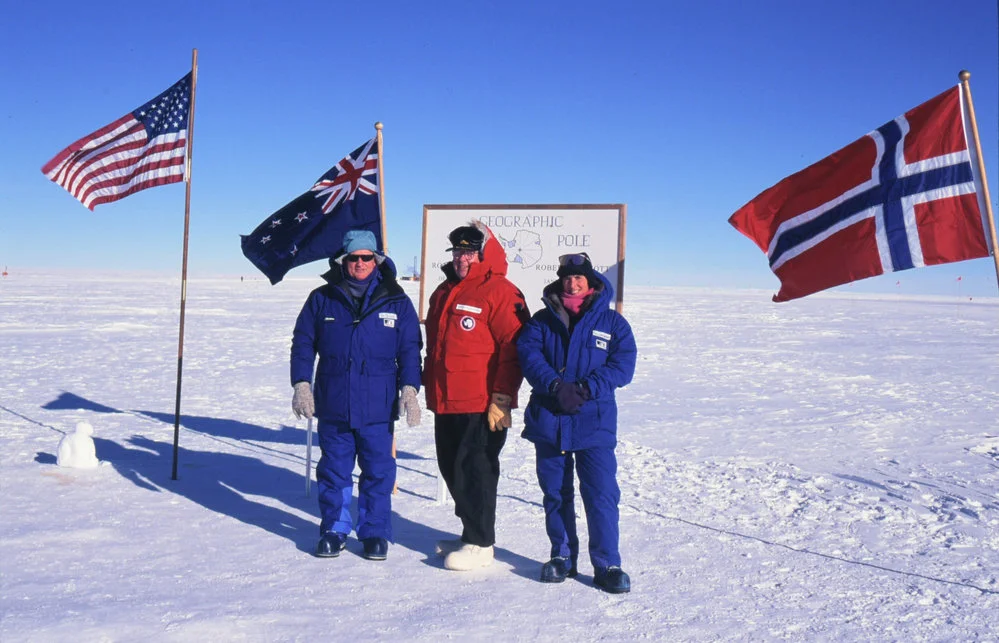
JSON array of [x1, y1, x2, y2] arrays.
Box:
[[435, 539, 463, 557], [444, 544, 494, 571]]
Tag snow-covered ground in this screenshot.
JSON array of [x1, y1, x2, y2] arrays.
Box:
[[2, 271, 997, 641]]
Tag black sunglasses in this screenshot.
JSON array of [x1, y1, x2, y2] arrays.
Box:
[[558, 252, 590, 267], [345, 254, 376, 263]]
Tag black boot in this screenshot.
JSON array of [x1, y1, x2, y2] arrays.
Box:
[[315, 533, 347, 558], [593, 566, 631, 593], [361, 537, 389, 561], [540, 557, 578, 583]]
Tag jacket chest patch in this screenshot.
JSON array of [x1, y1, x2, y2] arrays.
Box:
[[460, 316, 476, 331], [593, 329, 610, 350], [380, 312, 397, 328], [455, 303, 482, 314]]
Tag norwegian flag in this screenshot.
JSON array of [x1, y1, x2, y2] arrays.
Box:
[[730, 86, 992, 302], [42, 73, 191, 210], [240, 138, 381, 284]]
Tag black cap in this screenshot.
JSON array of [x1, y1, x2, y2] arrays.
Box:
[[446, 225, 485, 252], [556, 252, 595, 281]]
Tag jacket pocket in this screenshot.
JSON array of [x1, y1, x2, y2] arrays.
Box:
[[363, 358, 397, 423], [584, 332, 610, 369], [315, 368, 348, 422], [523, 399, 557, 447], [442, 344, 492, 402]]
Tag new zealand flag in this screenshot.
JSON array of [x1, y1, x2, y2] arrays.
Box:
[[241, 137, 381, 284], [730, 86, 992, 302]]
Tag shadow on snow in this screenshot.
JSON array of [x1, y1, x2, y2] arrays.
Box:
[[42, 391, 121, 414], [31, 391, 542, 579], [85, 433, 539, 578]]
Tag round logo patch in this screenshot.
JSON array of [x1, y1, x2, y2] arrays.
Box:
[[460, 316, 476, 331]]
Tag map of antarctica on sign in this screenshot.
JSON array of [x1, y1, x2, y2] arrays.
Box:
[[419, 205, 626, 319]]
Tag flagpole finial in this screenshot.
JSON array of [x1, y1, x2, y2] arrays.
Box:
[[959, 70, 970, 81], [375, 121, 383, 131]]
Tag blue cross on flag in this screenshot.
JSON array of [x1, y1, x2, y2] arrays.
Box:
[[730, 85, 992, 301]]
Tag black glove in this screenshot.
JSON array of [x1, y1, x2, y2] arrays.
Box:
[[553, 380, 590, 415]]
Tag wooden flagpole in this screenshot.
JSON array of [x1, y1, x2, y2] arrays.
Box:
[[958, 70, 999, 290], [375, 121, 389, 253], [374, 121, 399, 494], [172, 48, 199, 480]]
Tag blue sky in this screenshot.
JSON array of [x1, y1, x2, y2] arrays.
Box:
[[2, 0, 997, 298]]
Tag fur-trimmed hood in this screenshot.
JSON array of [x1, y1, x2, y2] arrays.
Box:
[[441, 220, 509, 281]]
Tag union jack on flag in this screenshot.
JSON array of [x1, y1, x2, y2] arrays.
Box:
[[730, 85, 993, 302], [240, 137, 382, 284], [42, 73, 191, 210], [311, 137, 378, 213]]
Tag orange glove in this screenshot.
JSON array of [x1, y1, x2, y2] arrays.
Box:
[[486, 393, 513, 431]]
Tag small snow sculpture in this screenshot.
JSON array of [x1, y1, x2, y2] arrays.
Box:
[[57, 422, 99, 469]]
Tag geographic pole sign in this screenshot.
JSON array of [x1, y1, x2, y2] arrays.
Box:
[[419, 204, 627, 320]]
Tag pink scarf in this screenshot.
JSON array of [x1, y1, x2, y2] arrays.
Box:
[[560, 289, 594, 315]]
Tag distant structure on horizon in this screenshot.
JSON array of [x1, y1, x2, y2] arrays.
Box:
[[403, 256, 421, 281]]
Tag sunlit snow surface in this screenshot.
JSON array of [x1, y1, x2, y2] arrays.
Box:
[[2, 272, 997, 640]]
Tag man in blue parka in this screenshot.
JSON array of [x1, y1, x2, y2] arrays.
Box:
[[516, 252, 637, 593], [290, 230, 422, 561]]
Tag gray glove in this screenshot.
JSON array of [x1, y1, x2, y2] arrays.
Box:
[[400, 385, 421, 427], [292, 381, 314, 419]]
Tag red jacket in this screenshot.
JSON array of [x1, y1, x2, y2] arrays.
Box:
[[423, 224, 530, 414]]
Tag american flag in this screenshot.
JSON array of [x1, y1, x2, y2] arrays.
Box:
[[730, 85, 991, 302], [42, 73, 192, 210], [240, 138, 382, 284]]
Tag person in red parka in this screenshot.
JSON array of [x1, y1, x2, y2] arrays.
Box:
[[424, 222, 530, 571]]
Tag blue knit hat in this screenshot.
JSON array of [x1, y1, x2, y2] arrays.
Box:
[[342, 230, 378, 255]]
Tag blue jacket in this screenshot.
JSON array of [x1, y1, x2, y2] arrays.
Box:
[[517, 272, 636, 451], [290, 257, 422, 428]]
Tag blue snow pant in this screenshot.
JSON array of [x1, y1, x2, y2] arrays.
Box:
[[534, 442, 621, 570], [316, 420, 396, 540]]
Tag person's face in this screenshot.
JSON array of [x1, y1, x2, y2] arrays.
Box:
[[344, 251, 377, 279], [562, 274, 588, 295], [451, 249, 480, 279]]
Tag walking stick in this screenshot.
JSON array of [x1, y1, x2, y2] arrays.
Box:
[[305, 417, 314, 496], [436, 471, 448, 506]]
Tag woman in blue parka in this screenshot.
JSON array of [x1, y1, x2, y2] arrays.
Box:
[[516, 252, 637, 593], [290, 230, 422, 561]]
